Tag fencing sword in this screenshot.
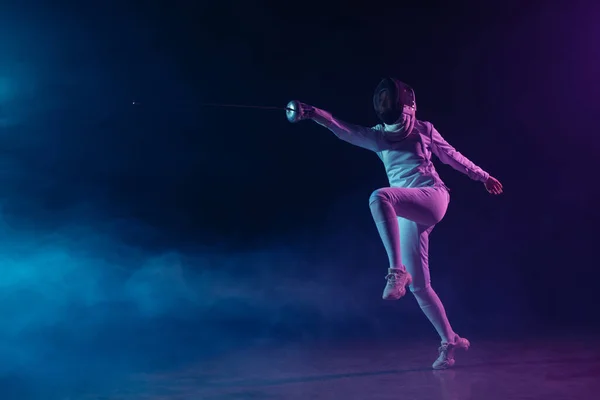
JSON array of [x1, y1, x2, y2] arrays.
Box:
[[131, 100, 306, 123], [196, 101, 305, 123]]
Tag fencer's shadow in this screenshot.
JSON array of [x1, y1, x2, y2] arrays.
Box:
[[205, 356, 600, 388]]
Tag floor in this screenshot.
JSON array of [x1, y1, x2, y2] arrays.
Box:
[[87, 336, 600, 400]]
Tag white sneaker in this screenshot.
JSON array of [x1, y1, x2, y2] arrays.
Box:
[[432, 335, 470, 370], [382, 268, 412, 300]]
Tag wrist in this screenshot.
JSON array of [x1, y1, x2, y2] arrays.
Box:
[[481, 171, 490, 183]]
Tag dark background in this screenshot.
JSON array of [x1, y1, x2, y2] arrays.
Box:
[[0, 0, 599, 397]]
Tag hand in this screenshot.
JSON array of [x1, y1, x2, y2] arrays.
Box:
[[286, 100, 316, 123], [484, 176, 503, 195]]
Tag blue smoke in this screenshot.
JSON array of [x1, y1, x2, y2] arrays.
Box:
[[0, 208, 386, 382]]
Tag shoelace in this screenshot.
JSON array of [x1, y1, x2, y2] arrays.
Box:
[[385, 273, 402, 284], [438, 343, 450, 356]]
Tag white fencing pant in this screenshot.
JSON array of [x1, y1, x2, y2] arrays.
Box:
[[369, 185, 457, 343]]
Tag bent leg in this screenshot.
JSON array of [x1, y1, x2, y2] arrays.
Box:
[[369, 186, 448, 270]]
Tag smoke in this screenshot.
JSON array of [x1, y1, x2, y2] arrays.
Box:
[[0, 188, 535, 399], [0, 202, 392, 394]]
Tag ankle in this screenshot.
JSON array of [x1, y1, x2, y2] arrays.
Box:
[[441, 333, 458, 345]]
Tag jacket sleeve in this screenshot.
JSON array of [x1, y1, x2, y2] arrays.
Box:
[[311, 107, 384, 152], [429, 123, 490, 183]]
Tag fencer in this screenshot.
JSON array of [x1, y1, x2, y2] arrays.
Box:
[[287, 78, 503, 369]]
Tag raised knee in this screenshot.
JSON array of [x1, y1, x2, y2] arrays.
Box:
[[369, 188, 390, 206]]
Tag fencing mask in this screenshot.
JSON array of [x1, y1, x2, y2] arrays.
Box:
[[373, 78, 417, 134]]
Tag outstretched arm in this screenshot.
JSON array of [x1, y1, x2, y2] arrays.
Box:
[[429, 124, 489, 182], [311, 108, 384, 151], [429, 124, 503, 194], [289, 101, 384, 152]]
